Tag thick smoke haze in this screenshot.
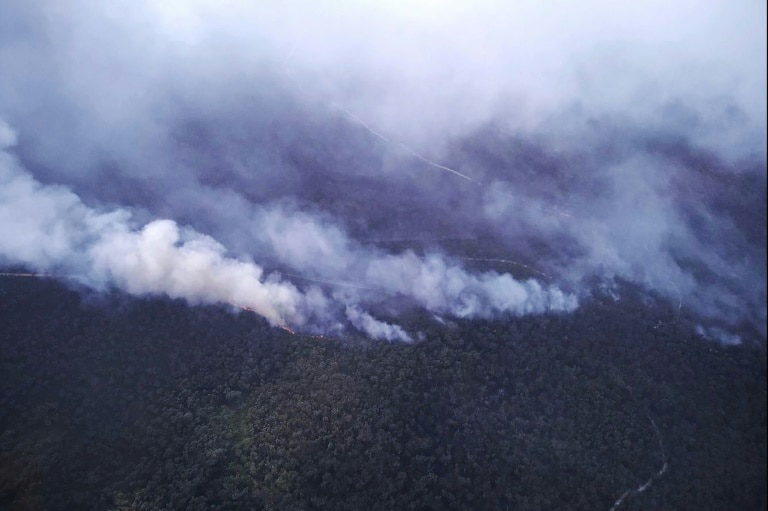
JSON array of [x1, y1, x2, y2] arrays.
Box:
[[0, 122, 574, 341], [0, 1, 765, 341]]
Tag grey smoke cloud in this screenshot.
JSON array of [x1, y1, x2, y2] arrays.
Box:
[[345, 306, 412, 343], [0, 120, 574, 341], [0, 1, 765, 340], [0, 126, 302, 327]]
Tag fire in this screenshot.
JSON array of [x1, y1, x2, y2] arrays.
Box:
[[234, 303, 299, 336], [234, 304, 333, 340]]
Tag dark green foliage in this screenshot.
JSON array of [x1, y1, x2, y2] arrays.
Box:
[[0, 276, 765, 510]]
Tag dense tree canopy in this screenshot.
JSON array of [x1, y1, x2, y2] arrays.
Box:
[[0, 275, 765, 510]]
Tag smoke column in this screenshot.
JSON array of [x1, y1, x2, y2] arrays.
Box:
[[0, 1, 765, 341], [0, 118, 576, 341]]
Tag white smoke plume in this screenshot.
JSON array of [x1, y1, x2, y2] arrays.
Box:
[[696, 325, 742, 346], [0, 122, 302, 327], [345, 306, 412, 343], [0, 118, 574, 341], [0, 1, 765, 340]]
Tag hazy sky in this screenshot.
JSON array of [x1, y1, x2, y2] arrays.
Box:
[[1, 1, 765, 341]]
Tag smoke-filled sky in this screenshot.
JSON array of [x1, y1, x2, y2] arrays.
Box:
[[0, 0, 765, 342]]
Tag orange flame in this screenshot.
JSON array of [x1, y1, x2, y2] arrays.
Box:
[[234, 303, 298, 336]]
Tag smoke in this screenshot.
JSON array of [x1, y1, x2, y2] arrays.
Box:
[[0, 1, 765, 340], [696, 325, 742, 346], [0, 119, 573, 341], [345, 306, 413, 343], [0, 126, 301, 327]]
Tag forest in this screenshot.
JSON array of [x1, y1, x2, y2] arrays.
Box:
[[0, 274, 766, 510]]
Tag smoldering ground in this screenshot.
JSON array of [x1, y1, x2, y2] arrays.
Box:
[[0, 1, 765, 341]]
